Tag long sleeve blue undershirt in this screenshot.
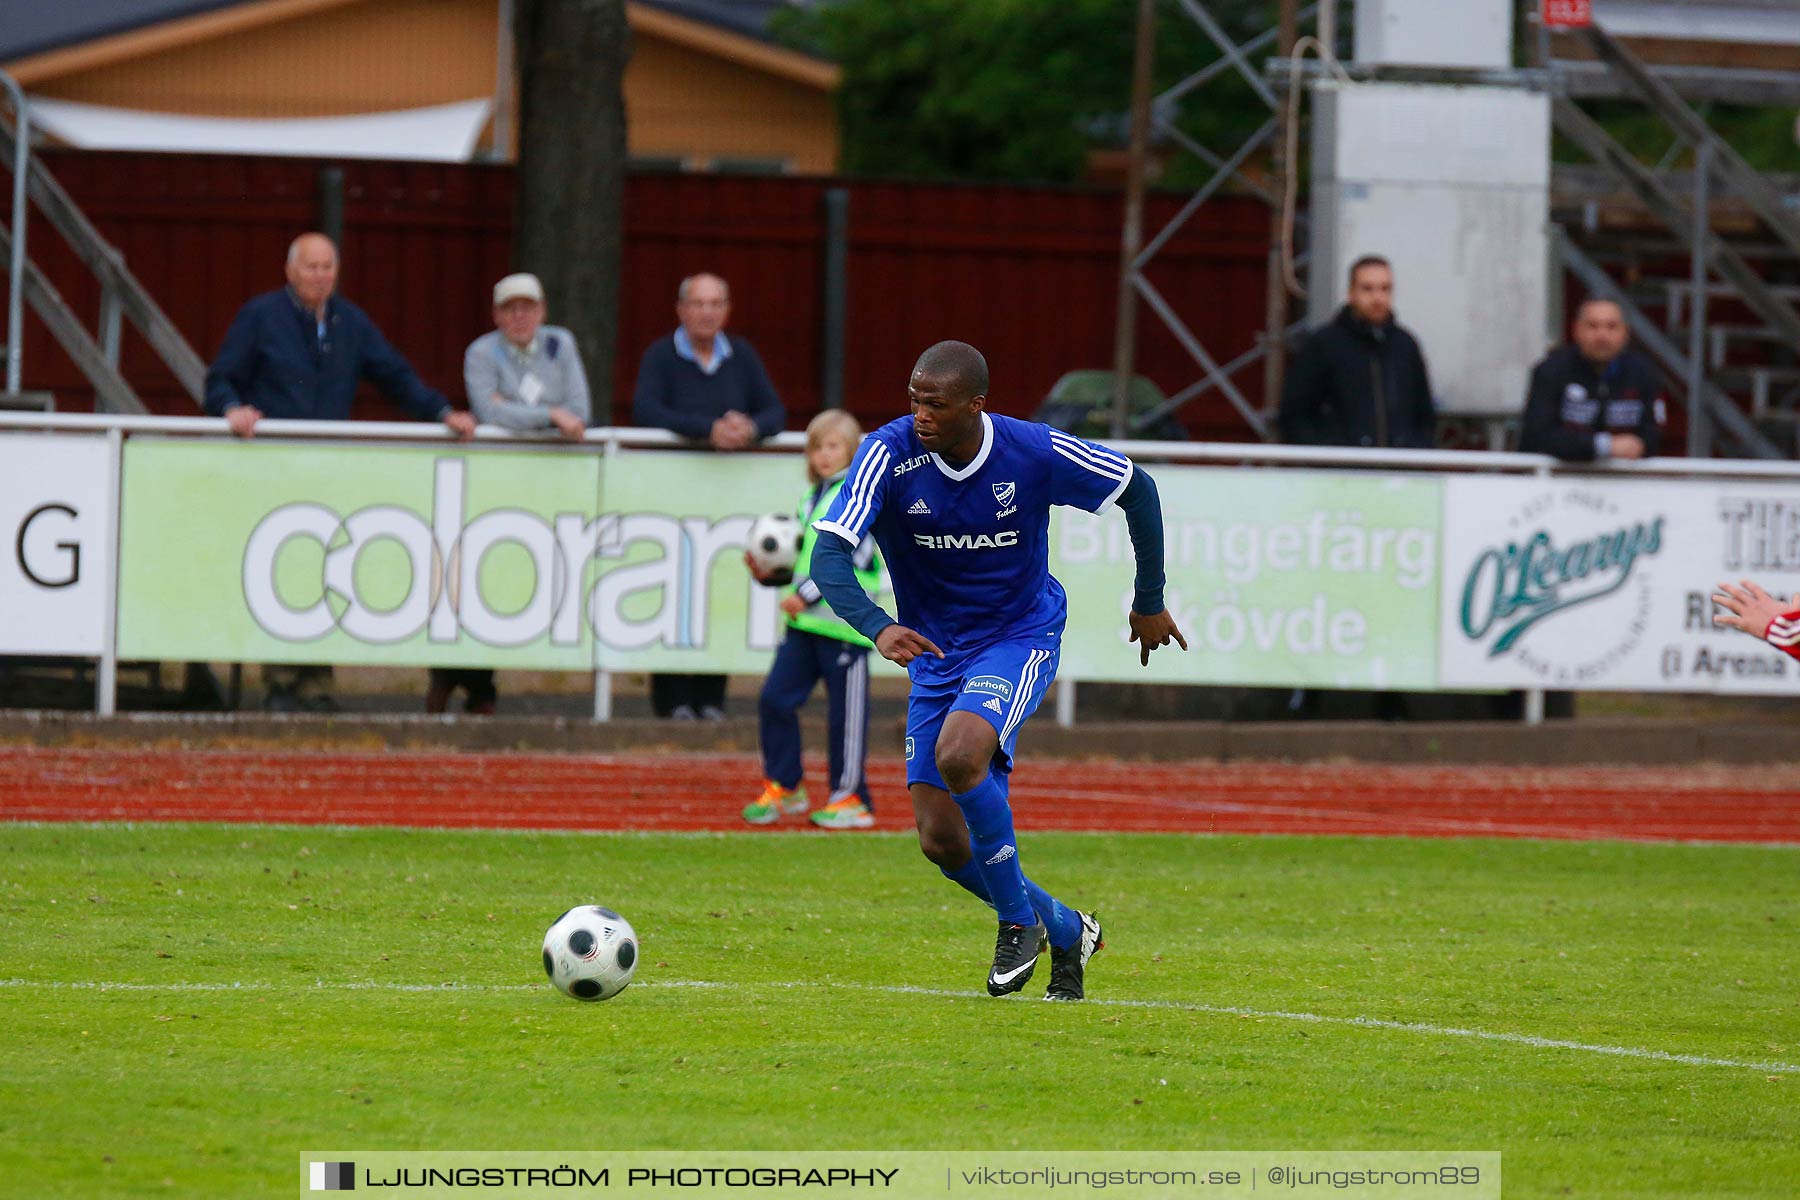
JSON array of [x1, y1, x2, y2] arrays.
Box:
[[810, 465, 1168, 645]]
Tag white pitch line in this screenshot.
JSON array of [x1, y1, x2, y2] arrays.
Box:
[[0, 977, 542, 993], [3, 976, 1792, 1077]]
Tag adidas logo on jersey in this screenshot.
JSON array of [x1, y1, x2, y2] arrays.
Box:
[[982, 696, 1003, 714], [907, 498, 932, 515]]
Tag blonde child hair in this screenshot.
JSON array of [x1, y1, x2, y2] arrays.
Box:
[[804, 409, 864, 484]]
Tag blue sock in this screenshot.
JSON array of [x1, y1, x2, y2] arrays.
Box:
[[939, 859, 993, 908], [939, 778, 1081, 948], [993, 774, 1081, 951], [941, 857, 1078, 948], [952, 773, 1034, 925]]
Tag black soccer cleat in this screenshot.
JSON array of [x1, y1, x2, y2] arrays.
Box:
[[986, 919, 1049, 996], [1045, 911, 1104, 1002]]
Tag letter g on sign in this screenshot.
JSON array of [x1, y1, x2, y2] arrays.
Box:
[[16, 503, 82, 588]]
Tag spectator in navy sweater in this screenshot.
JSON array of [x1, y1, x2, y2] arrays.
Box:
[[632, 272, 787, 718], [205, 232, 475, 711], [205, 232, 477, 440], [632, 273, 785, 450]]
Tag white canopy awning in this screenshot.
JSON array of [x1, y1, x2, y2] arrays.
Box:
[[24, 96, 494, 162], [1594, 1, 1800, 47]]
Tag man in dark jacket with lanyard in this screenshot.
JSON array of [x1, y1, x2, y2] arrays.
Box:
[[204, 232, 475, 710], [1279, 255, 1436, 449], [1519, 298, 1664, 462]]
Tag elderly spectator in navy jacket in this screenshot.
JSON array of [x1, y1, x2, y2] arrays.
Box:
[[632, 272, 786, 719], [205, 232, 477, 440], [204, 232, 475, 712]]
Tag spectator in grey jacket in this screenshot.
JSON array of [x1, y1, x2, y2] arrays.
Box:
[[426, 273, 590, 716], [464, 273, 591, 441]]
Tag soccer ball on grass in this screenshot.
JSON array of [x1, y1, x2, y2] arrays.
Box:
[[542, 906, 639, 1001]]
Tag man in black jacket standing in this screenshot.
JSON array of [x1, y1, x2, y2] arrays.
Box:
[[1279, 255, 1436, 449], [1279, 255, 1433, 722], [1519, 298, 1664, 462]]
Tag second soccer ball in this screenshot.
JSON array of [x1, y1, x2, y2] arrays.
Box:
[[747, 512, 802, 586]]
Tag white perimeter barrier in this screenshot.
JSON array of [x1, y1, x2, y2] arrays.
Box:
[[4, 411, 1799, 724]]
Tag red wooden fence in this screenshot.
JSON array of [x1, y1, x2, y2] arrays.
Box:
[[15, 151, 1271, 440]]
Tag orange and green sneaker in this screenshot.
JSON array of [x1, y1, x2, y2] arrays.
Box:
[[742, 781, 808, 825], [809, 796, 875, 830]]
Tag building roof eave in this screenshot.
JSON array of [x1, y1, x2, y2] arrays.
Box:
[[625, 2, 839, 91], [3, 0, 363, 86], [4, 0, 841, 94]]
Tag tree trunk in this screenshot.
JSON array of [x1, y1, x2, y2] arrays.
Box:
[[513, 0, 631, 424]]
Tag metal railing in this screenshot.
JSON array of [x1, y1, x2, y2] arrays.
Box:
[[1, 71, 26, 398], [12, 409, 1800, 479]]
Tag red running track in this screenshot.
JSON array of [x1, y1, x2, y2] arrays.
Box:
[[3, 747, 1799, 843]]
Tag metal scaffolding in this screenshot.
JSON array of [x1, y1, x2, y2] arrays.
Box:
[[1114, 2, 1800, 458], [1109, 0, 1326, 441]]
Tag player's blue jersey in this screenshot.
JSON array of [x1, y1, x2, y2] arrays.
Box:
[[813, 412, 1133, 686]]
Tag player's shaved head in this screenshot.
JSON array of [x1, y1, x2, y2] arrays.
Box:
[[912, 341, 989, 401], [907, 341, 989, 461]]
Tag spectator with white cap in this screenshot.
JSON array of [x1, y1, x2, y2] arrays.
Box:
[[464, 272, 592, 442], [425, 271, 593, 716]]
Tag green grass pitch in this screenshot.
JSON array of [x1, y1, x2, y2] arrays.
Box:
[[2, 823, 1795, 1197]]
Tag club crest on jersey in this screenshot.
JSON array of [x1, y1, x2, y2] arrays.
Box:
[[963, 675, 1014, 702], [992, 481, 1016, 508]]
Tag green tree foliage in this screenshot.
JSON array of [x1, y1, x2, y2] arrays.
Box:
[[783, 1, 1800, 184], [776, 0, 1274, 185], [1559, 102, 1800, 175]]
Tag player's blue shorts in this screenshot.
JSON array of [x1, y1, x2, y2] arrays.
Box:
[[904, 636, 1061, 790]]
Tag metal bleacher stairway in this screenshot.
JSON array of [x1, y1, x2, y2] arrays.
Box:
[[1561, 205, 1800, 451], [1550, 23, 1800, 460], [0, 68, 206, 415]]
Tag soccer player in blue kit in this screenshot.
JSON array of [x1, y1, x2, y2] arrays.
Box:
[[808, 341, 1185, 1000]]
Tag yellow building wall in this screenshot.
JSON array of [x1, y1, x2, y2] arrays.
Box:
[[22, 0, 838, 172], [626, 35, 836, 173], [30, 0, 497, 119]]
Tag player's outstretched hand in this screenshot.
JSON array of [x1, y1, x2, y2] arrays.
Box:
[[1129, 609, 1189, 667], [875, 624, 944, 667], [1713, 579, 1792, 639]]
